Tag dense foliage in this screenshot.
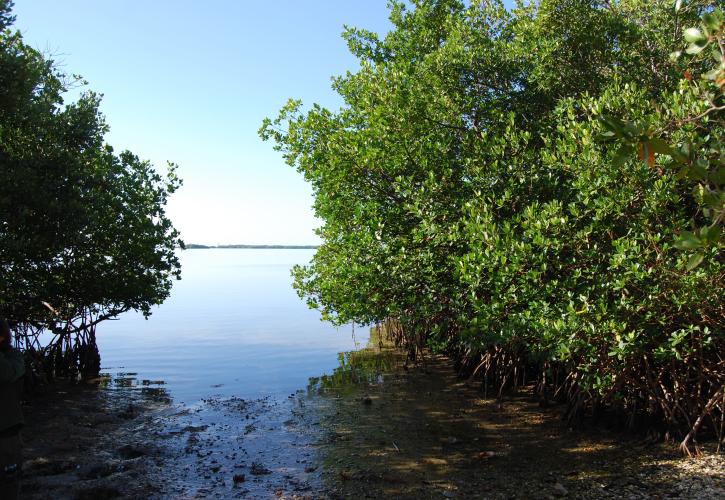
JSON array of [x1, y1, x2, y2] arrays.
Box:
[[0, 1, 183, 378], [262, 0, 723, 453]]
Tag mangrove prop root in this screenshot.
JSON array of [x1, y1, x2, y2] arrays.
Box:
[[377, 317, 724, 450]]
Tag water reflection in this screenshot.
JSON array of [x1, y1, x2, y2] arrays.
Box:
[[96, 371, 171, 404], [308, 329, 400, 395], [97, 249, 367, 402]]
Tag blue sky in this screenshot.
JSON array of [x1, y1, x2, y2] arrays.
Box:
[[13, 1, 512, 245]]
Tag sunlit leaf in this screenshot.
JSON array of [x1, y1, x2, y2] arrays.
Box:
[[683, 27, 706, 43], [685, 43, 706, 55], [685, 252, 704, 271]]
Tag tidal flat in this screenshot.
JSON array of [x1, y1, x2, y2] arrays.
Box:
[[21, 343, 724, 499]]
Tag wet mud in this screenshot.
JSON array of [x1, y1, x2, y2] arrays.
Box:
[[21, 373, 324, 499], [20, 348, 724, 499], [21, 374, 169, 499], [145, 394, 323, 499], [310, 347, 724, 499]]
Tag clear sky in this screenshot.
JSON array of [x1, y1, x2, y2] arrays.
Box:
[[12, 1, 513, 246], [12, 0, 394, 245]]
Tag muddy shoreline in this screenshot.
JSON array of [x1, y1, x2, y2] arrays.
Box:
[[21, 379, 167, 499], [20, 349, 724, 499], [21, 379, 323, 499], [313, 351, 723, 499]]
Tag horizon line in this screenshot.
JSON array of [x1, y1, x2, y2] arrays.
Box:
[[184, 243, 319, 249]]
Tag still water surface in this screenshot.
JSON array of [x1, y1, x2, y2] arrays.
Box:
[[97, 249, 366, 403]]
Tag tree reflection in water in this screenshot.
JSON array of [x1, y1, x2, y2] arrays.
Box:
[[308, 329, 401, 395], [96, 372, 171, 404]]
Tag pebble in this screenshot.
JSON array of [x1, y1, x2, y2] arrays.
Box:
[[553, 482, 568, 497]]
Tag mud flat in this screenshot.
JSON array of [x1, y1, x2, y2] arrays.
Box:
[[20, 350, 724, 499], [21, 376, 323, 499], [311, 347, 724, 499], [21, 375, 169, 499]]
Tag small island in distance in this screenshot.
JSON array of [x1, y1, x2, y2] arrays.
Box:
[[185, 243, 319, 249]]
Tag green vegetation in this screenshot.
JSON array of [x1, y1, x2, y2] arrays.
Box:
[[262, 0, 724, 454], [0, 1, 182, 379]]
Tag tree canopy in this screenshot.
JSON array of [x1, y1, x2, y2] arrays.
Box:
[[0, 0, 183, 378], [262, 0, 723, 453]]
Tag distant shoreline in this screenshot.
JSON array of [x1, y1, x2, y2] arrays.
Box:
[[184, 244, 318, 250]]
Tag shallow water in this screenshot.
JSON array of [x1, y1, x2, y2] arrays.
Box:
[[97, 248, 367, 404]]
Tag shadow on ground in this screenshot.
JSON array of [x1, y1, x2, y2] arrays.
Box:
[[19, 351, 723, 499], [310, 348, 724, 500]]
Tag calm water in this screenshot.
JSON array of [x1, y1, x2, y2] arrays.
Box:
[[97, 249, 367, 403]]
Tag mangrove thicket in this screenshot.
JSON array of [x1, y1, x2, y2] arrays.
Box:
[[261, 0, 724, 454]]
